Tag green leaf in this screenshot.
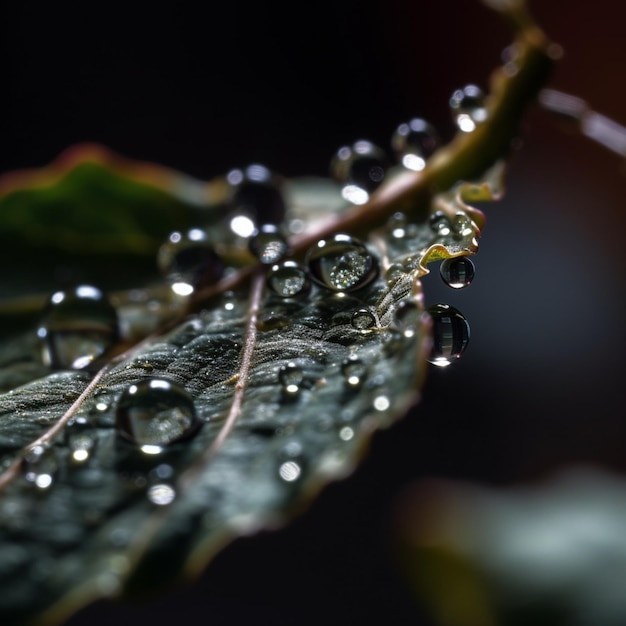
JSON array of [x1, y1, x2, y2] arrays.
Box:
[[0, 2, 556, 623]]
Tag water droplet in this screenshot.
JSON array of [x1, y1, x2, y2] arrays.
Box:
[[147, 483, 176, 506], [267, 260, 311, 298], [306, 233, 378, 292], [351, 308, 377, 331], [278, 460, 301, 482], [68, 424, 96, 464], [430, 211, 452, 236], [331, 140, 388, 204], [427, 303, 470, 367], [23, 445, 57, 489], [277, 441, 305, 482], [38, 285, 119, 370], [385, 263, 406, 284], [450, 84, 487, 132], [339, 426, 355, 441], [157, 229, 224, 295], [391, 118, 439, 171], [373, 395, 390, 411], [341, 354, 367, 388], [393, 300, 423, 339], [440, 257, 475, 289], [248, 224, 290, 264], [227, 164, 287, 229], [279, 362, 303, 397], [115, 379, 201, 448], [453, 213, 474, 237]]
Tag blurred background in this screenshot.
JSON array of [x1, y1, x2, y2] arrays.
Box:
[[2, 1, 626, 624]]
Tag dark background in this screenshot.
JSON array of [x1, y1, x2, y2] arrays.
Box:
[[3, 1, 626, 624]]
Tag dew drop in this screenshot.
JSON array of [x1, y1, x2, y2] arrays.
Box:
[[23, 445, 57, 490], [277, 441, 305, 482], [426, 303, 470, 367], [450, 84, 488, 132], [157, 229, 224, 295], [341, 354, 367, 388], [69, 429, 96, 464], [115, 379, 201, 448], [248, 224, 290, 264], [278, 460, 301, 482], [391, 118, 439, 171], [393, 300, 423, 339], [351, 308, 377, 331], [38, 284, 119, 370], [430, 211, 452, 236], [267, 260, 311, 298], [385, 263, 406, 284], [331, 140, 388, 204], [306, 233, 378, 292], [227, 163, 287, 229], [147, 483, 176, 506], [339, 426, 355, 441], [279, 362, 304, 397], [440, 256, 475, 289]]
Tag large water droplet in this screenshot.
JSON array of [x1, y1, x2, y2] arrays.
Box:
[[23, 445, 58, 489], [391, 118, 439, 171], [330, 140, 388, 204], [227, 164, 287, 229], [38, 284, 119, 370], [450, 84, 487, 132], [157, 229, 224, 295], [426, 303, 470, 367], [115, 379, 201, 449], [306, 233, 378, 292], [248, 224, 290, 264], [267, 260, 311, 298], [440, 256, 475, 289]]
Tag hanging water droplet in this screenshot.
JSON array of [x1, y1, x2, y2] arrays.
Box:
[[38, 284, 119, 370], [440, 257, 475, 289], [430, 211, 452, 236], [115, 379, 201, 449], [267, 260, 311, 298], [23, 445, 58, 489], [330, 140, 388, 204], [248, 224, 290, 264], [157, 229, 224, 296], [279, 362, 304, 397], [351, 308, 377, 331], [226, 164, 287, 232], [147, 483, 176, 506], [427, 303, 470, 367], [341, 354, 367, 388], [391, 118, 440, 171], [306, 233, 378, 292], [450, 84, 488, 132]]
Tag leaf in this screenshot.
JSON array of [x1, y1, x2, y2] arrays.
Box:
[[0, 3, 556, 624]]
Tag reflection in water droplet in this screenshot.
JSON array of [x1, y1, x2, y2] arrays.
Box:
[[306, 233, 378, 292], [278, 460, 301, 482], [267, 260, 311, 298], [440, 257, 475, 289], [391, 118, 439, 171], [341, 354, 367, 388], [351, 308, 377, 331], [331, 140, 388, 204], [339, 426, 355, 441], [227, 164, 287, 229], [38, 285, 119, 370], [23, 445, 57, 489], [450, 84, 487, 132], [158, 229, 224, 295], [248, 224, 290, 264], [147, 483, 176, 506], [115, 379, 201, 448], [427, 303, 470, 367], [373, 395, 390, 411], [279, 362, 303, 396]]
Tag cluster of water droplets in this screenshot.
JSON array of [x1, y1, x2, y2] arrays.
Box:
[[329, 82, 488, 205]]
